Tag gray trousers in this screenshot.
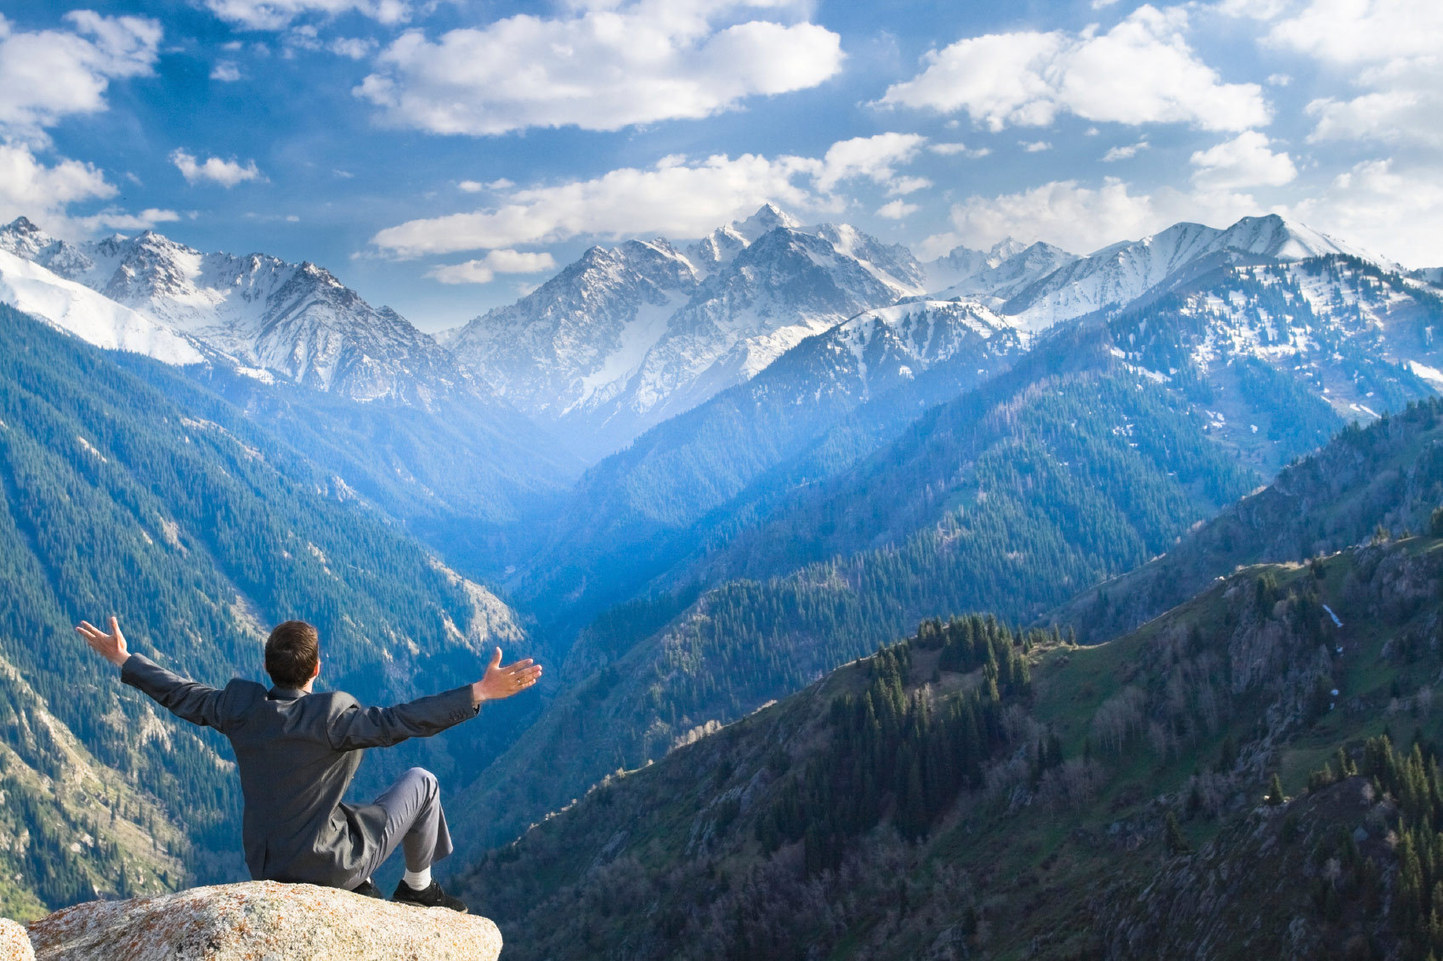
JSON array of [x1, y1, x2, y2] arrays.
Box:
[[355, 767, 454, 883]]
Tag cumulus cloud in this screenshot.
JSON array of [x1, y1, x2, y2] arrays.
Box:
[[815, 133, 928, 193], [0, 11, 162, 144], [170, 149, 265, 187], [355, 0, 844, 135], [203, 0, 410, 31], [1248, 0, 1443, 147], [1021, 140, 1052, 152], [1189, 131, 1296, 188], [211, 60, 242, 81], [1289, 159, 1443, 267], [372, 134, 930, 258], [879, 5, 1267, 132], [0, 143, 116, 225], [426, 249, 558, 284]]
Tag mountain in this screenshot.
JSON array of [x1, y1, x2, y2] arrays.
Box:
[[925, 238, 1077, 307], [505, 300, 1027, 629], [452, 253, 1443, 850], [0, 248, 205, 366], [0, 217, 467, 406], [1003, 214, 1370, 330], [1041, 396, 1443, 643], [450, 327, 1262, 851], [0, 302, 538, 917], [458, 531, 1443, 960], [0, 218, 581, 526], [447, 205, 926, 459]]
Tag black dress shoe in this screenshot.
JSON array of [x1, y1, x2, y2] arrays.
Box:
[[350, 878, 382, 899], [391, 879, 468, 913]]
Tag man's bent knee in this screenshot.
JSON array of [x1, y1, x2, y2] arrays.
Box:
[[407, 767, 438, 799]]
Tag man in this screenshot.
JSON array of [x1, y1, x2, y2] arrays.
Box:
[[75, 615, 541, 912]]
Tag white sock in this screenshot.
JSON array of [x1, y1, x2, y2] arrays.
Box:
[[402, 866, 431, 890]]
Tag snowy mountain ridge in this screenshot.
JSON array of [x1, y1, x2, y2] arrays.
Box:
[[447, 205, 928, 459], [0, 217, 462, 405], [1003, 214, 1374, 331]]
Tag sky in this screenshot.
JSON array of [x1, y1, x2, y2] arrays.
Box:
[[2, 0, 1440, 331]]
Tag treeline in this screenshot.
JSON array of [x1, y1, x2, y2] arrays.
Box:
[[760, 616, 1040, 873]]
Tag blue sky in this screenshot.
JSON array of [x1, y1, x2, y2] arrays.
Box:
[[2, 0, 1439, 331]]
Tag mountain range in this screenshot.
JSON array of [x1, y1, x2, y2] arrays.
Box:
[[1, 196, 1442, 958]]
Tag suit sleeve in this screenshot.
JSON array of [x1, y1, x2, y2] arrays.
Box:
[[325, 686, 479, 751], [120, 653, 242, 732]]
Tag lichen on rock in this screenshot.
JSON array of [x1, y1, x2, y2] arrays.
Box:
[[1, 917, 34, 961], [26, 881, 501, 961]]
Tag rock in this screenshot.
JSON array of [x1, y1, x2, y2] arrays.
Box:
[[26, 881, 501, 961], [1, 918, 34, 961]]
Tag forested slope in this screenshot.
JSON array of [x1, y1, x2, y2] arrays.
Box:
[[462, 533, 1443, 961], [1042, 397, 1443, 643]]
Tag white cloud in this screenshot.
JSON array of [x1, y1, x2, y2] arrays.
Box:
[[876, 199, 918, 220], [879, 5, 1267, 132], [211, 60, 242, 81], [1021, 140, 1052, 152], [457, 180, 484, 193], [72, 207, 182, 233], [1257, 0, 1443, 147], [1189, 130, 1296, 188], [426, 249, 559, 284], [816, 133, 927, 193], [1102, 139, 1149, 161], [170, 149, 265, 187], [355, 0, 843, 135], [373, 133, 931, 257], [1289, 159, 1443, 267], [203, 0, 411, 30], [373, 151, 820, 257], [0, 143, 116, 226], [938, 178, 1164, 255], [0, 12, 161, 144], [930, 142, 990, 158]]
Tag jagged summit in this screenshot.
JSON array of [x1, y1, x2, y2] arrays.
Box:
[[448, 205, 924, 460]]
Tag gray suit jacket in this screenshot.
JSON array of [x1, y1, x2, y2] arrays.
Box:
[[121, 653, 477, 887]]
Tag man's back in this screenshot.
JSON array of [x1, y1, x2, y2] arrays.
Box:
[[121, 653, 477, 888]]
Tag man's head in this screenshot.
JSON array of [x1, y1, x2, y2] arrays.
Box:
[[265, 620, 320, 688]]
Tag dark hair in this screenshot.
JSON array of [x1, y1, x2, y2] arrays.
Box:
[[265, 620, 319, 688]]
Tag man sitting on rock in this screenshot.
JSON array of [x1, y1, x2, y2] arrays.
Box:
[[75, 616, 541, 912]]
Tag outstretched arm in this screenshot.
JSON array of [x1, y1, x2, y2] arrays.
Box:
[[76, 617, 130, 668], [76, 616, 234, 730], [471, 647, 542, 707], [326, 647, 543, 751]]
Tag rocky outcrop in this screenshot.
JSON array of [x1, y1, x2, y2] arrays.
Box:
[[1, 918, 34, 961], [26, 881, 501, 961]]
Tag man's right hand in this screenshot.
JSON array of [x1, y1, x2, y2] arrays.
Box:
[[76, 616, 131, 668], [471, 648, 542, 706]]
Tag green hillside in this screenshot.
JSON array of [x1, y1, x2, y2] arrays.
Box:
[[0, 304, 536, 917], [461, 533, 1443, 960]]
